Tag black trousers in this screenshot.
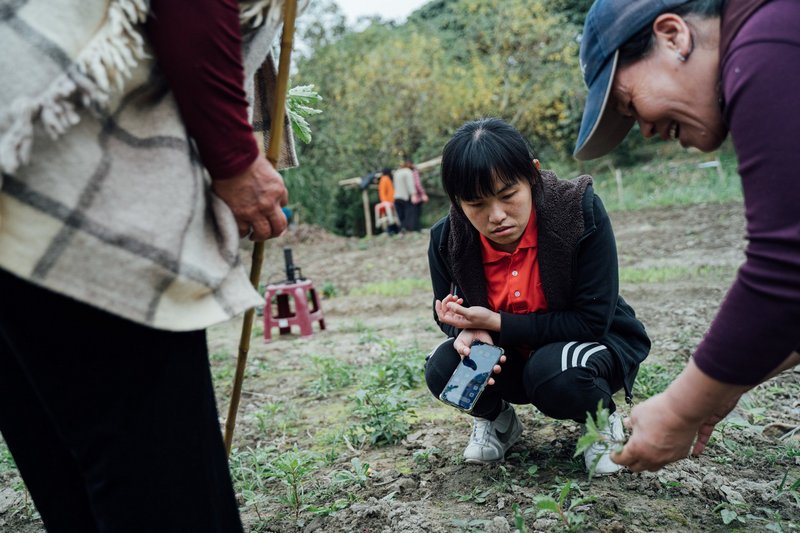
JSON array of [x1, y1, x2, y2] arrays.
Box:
[[425, 338, 624, 422], [0, 269, 243, 533], [409, 202, 423, 231], [394, 199, 414, 232]]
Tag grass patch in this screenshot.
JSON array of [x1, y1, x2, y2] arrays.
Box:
[[620, 264, 736, 284], [348, 278, 430, 297], [553, 143, 743, 212], [634, 362, 682, 400], [0, 441, 16, 475], [307, 356, 354, 397]]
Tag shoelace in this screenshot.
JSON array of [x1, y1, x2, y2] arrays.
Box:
[[471, 418, 491, 445]]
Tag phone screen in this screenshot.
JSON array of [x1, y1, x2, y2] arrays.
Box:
[[439, 341, 504, 413]]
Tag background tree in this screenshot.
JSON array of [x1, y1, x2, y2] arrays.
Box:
[[284, 0, 666, 235]]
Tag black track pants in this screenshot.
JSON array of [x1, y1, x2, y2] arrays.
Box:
[[425, 338, 624, 422]]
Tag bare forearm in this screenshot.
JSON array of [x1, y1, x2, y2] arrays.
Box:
[[664, 359, 750, 426]]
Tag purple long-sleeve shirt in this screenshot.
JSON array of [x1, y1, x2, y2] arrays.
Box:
[[693, 0, 800, 385], [146, 0, 259, 180]]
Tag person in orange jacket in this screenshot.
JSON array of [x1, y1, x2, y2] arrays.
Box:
[[377, 167, 400, 235]]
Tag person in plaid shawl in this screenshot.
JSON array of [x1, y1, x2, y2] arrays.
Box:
[[0, 0, 306, 530]]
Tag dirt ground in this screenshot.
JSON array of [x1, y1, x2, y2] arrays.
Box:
[[3, 202, 800, 532]]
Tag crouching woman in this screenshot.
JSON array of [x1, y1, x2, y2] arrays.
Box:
[[425, 118, 650, 475]]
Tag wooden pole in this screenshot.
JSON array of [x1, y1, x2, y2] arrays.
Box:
[[224, 0, 299, 457], [362, 189, 372, 238]]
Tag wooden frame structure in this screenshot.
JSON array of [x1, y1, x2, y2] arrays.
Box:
[[337, 156, 442, 237]]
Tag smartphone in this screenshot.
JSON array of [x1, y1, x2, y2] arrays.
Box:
[[439, 341, 504, 414]]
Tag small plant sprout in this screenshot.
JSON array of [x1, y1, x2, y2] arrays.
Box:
[[331, 457, 372, 487], [712, 501, 751, 526], [321, 281, 337, 299], [412, 448, 441, 469], [532, 479, 596, 531], [454, 486, 492, 504], [265, 449, 321, 521], [574, 401, 626, 477], [774, 470, 800, 506]]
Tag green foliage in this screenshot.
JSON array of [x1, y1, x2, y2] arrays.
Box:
[[295, 0, 347, 55], [556, 143, 743, 211], [455, 487, 492, 504], [338, 336, 423, 446], [287, 85, 323, 144], [286, 0, 743, 236], [330, 186, 367, 237], [713, 501, 764, 528], [775, 471, 800, 506], [308, 355, 353, 396], [412, 447, 441, 469], [320, 281, 338, 298], [619, 265, 736, 285], [0, 442, 16, 474], [288, 0, 586, 235], [349, 388, 416, 446], [364, 339, 423, 391], [546, 0, 595, 26], [531, 479, 596, 531], [713, 502, 797, 531], [634, 362, 682, 399], [265, 449, 322, 520], [330, 457, 371, 487], [254, 401, 283, 434], [229, 446, 279, 520]]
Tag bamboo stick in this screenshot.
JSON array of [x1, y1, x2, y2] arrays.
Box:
[[224, 0, 299, 457]]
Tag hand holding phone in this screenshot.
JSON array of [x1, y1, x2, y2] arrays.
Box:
[[439, 341, 504, 413]]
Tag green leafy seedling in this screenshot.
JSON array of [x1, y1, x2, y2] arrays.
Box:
[[265, 449, 321, 521], [533, 479, 596, 531], [574, 401, 626, 477], [454, 487, 492, 504]]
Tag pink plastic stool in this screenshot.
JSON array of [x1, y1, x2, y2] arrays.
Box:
[[263, 279, 325, 341]]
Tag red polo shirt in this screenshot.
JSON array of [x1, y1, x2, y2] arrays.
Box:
[[479, 208, 548, 314]]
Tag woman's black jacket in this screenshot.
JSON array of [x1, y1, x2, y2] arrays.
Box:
[[427, 171, 650, 401]]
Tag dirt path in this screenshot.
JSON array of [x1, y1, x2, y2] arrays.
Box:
[[3, 202, 799, 532]]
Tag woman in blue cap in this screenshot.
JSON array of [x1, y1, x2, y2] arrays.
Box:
[[574, 0, 800, 472]]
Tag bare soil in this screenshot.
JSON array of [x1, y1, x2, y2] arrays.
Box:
[[3, 202, 800, 532]]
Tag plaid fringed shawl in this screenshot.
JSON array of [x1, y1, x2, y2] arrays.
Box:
[[0, 0, 307, 330]]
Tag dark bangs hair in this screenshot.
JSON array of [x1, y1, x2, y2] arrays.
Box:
[[441, 118, 538, 208]]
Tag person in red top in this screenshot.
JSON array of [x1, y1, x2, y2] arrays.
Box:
[[425, 118, 650, 475]]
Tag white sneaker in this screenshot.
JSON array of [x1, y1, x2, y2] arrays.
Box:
[[463, 403, 523, 464], [583, 411, 625, 476]]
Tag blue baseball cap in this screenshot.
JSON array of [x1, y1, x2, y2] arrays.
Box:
[[573, 0, 692, 160]]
